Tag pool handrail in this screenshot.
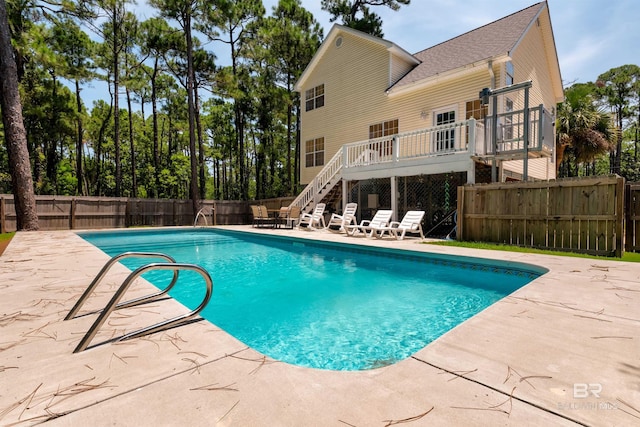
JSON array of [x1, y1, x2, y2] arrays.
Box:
[[194, 206, 215, 227], [65, 252, 180, 321], [73, 262, 214, 353]]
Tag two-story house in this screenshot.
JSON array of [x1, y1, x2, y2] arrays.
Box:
[[292, 1, 563, 234]]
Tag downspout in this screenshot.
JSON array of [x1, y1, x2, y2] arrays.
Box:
[[488, 59, 495, 89]]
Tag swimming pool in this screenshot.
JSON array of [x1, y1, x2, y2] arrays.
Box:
[[79, 228, 546, 371]]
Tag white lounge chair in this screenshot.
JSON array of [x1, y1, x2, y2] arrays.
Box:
[[326, 203, 358, 232], [345, 209, 393, 238], [298, 203, 326, 229], [385, 210, 426, 240]]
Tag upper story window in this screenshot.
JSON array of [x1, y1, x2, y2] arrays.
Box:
[[369, 119, 398, 157], [465, 100, 488, 120], [369, 119, 398, 139], [305, 137, 324, 167], [305, 84, 325, 111], [506, 61, 514, 86]]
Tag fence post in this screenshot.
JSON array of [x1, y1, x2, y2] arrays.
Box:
[[616, 176, 625, 257], [172, 200, 177, 226], [625, 182, 634, 253], [0, 196, 5, 234], [456, 185, 465, 240], [70, 198, 76, 230], [124, 199, 130, 227]]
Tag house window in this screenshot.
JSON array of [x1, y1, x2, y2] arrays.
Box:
[[369, 119, 398, 156], [305, 84, 325, 111], [465, 100, 487, 146], [465, 100, 488, 120], [368, 119, 398, 138], [305, 137, 324, 167], [506, 61, 514, 86], [503, 98, 514, 141], [434, 108, 456, 151]]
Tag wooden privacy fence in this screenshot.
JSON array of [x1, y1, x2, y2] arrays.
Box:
[[457, 175, 625, 257], [625, 182, 640, 253], [0, 195, 254, 232]]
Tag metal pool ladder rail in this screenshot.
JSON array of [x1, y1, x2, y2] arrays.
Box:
[[66, 252, 213, 353], [194, 206, 215, 226]]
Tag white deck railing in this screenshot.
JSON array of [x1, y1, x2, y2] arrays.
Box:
[[344, 118, 484, 168], [292, 107, 553, 211]]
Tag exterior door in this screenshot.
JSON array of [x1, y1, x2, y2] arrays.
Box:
[[434, 108, 456, 151]]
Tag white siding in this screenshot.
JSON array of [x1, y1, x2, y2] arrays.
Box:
[[509, 16, 559, 180], [299, 32, 396, 184], [503, 158, 551, 181], [390, 54, 415, 87], [512, 15, 559, 112]]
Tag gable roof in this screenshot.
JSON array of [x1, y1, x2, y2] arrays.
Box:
[[294, 24, 419, 92], [295, 2, 563, 101], [388, 2, 555, 94]]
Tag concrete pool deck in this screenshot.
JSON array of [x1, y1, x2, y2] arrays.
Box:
[[0, 226, 638, 426]]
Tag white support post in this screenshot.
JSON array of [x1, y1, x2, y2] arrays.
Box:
[[390, 176, 397, 222], [342, 145, 349, 168], [313, 176, 319, 207], [467, 118, 476, 184], [467, 162, 476, 184], [393, 135, 400, 163], [342, 179, 348, 209]]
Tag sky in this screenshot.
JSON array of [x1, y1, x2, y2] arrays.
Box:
[[114, 0, 639, 108]]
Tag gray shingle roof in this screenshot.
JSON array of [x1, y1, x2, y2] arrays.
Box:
[[389, 2, 546, 92]]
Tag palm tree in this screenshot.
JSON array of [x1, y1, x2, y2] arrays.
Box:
[[556, 83, 615, 177]]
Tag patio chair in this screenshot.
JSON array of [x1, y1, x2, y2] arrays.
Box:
[[250, 205, 262, 227], [345, 209, 393, 238], [326, 203, 358, 232], [251, 205, 274, 228], [277, 206, 301, 229], [298, 203, 326, 229], [384, 210, 426, 240]]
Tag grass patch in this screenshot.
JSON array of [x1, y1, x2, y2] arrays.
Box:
[[427, 240, 640, 263], [0, 232, 15, 256], [0, 232, 15, 243]]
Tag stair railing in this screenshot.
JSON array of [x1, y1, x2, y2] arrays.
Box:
[[290, 149, 343, 212]]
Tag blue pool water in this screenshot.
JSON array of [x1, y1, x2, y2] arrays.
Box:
[[79, 228, 546, 371]]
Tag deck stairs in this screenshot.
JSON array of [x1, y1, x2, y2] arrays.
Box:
[[290, 150, 344, 213]]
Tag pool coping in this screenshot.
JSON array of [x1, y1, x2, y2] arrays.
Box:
[[1, 226, 638, 426]]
